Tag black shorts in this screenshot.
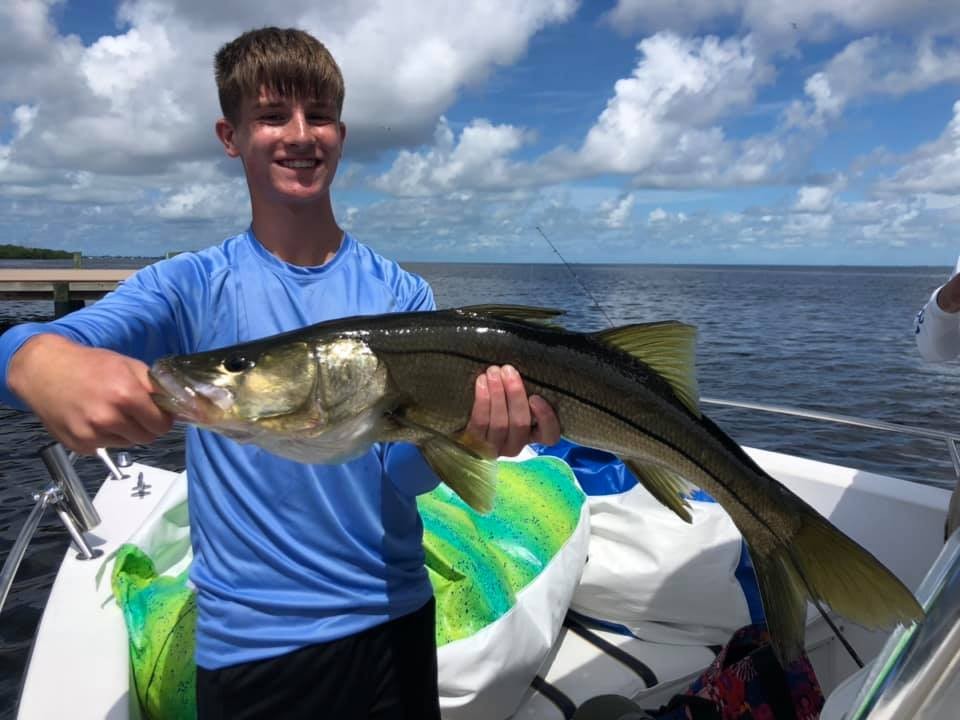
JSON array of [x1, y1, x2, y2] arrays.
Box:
[[196, 597, 441, 720]]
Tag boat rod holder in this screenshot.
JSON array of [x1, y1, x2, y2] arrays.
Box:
[[0, 443, 104, 619]]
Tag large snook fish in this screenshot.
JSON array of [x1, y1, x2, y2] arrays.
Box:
[[149, 305, 923, 662]]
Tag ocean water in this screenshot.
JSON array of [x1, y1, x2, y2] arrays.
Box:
[[1, 260, 958, 715]]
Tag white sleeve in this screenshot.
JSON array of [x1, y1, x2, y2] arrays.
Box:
[[916, 284, 960, 362]]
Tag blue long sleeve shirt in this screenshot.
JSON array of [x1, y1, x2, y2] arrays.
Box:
[[0, 230, 441, 668]]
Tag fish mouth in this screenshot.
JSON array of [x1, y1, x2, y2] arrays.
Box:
[[148, 363, 229, 426]]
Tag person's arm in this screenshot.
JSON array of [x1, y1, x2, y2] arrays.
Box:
[[916, 273, 960, 362], [7, 335, 173, 453], [0, 259, 205, 452]]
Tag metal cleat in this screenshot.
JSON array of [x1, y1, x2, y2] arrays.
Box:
[[131, 472, 152, 499]]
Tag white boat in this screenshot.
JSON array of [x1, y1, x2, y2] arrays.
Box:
[[4, 399, 957, 719]]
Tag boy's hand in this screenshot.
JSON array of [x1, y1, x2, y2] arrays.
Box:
[[8, 334, 174, 454], [464, 365, 561, 458]]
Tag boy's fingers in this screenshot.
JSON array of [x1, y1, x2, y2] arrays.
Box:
[[484, 367, 508, 452], [128, 391, 175, 437], [529, 395, 561, 445], [121, 408, 172, 444], [465, 373, 491, 439], [501, 365, 530, 457]]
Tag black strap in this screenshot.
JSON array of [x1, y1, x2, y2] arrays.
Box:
[[564, 615, 659, 687], [531, 675, 578, 719]]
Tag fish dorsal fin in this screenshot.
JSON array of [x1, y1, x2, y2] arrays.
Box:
[[593, 321, 700, 416], [454, 305, 566, 326]]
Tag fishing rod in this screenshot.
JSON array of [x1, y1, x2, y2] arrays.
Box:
[[531, 223, 866, 670], [533, 225, 615, 329]]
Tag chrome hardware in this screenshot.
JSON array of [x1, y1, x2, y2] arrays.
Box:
[[95, 447, 127, 481], [701, 396, 960, 464], [0, 488, 57, 617], [115, 451, 133, 468], [702, 397, 960, 540], [39, 443, 101, 532], [131, 472, 151, 499], [0, 443, 105, 618]]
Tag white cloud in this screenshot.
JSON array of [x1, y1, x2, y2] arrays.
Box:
[[372, 117, 531, 196], [376, 32, 783, 191], [793, 186, 833, 213], [601, 193, 636, 228], [787, 36, 960, 128], [11, 105, 38, 141], [605, 0, 960, 48], [0, 2, 572, 255], [154, 180, 248, 220], [0, 1, 575, 173], [4, 0, 960, 262], [575, 33, 773, 177], [793, 177, 845, 213], [879, 101, 960, 194]]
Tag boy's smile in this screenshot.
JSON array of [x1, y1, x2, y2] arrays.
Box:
[[216, 88, 346, 208]]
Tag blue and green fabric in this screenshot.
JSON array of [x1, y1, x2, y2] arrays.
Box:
[[110, 456, 586, 719]]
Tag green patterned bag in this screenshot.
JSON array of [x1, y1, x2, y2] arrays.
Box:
[[111, 456, 585, 719]]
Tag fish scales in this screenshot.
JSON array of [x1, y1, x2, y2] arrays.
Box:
[[366, 313, 804, 545]]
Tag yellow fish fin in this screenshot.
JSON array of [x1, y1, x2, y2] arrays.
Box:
[[454, 304, 566, 326], [593, 322, 700, 416], [420, 437, 498, 515], [623, 460, 695, 523]]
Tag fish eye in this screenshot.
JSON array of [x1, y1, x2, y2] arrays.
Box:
[[223, 353, 255, 373]]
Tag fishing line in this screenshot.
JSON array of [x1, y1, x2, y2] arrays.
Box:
[[787, 545, 865, 668], [533, 225, 615, 329]]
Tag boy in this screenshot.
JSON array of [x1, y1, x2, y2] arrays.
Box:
[[0, 27, 559, 719]]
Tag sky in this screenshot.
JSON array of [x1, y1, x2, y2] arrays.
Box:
[[3, 1, 960, 265]]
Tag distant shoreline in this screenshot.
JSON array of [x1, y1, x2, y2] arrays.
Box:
[[0, 248, 949, 270], [0, 244, 75, 260]]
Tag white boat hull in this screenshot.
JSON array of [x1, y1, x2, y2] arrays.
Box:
[[16, 449, 951, 719]]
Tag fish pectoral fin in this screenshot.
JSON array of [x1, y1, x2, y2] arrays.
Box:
[[454, 304, 566, 326], [389, 412, 491, 460], [420, 435, 498, 515], [623, 460, 695, 523], [593, 322, 700, 417], [422, 537, 465, 582], [387, 409, 497, 513]]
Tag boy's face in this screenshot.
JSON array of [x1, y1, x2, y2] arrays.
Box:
[[216, 87, 346, 208]]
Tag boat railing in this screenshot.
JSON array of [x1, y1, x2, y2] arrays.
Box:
[[0, 443, 126, 618], [701, 397, 960, 482]]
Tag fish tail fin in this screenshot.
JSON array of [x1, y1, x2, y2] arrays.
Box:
[[747, 509, 924, 664], [420, 436, 498, 514], [749, 544, 808, 663]]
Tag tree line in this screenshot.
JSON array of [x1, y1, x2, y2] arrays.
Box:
[[0, 244, 75, 259]]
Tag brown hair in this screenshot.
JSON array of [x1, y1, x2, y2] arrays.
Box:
[[214, 27, 345, 124]]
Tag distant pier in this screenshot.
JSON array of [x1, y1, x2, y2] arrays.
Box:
[[0, 269, 135, 317]]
